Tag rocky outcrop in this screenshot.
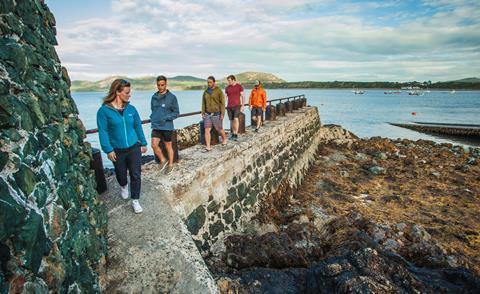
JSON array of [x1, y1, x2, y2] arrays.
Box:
[[177, 123, 200, 150], [0, 1, 107, 292], [210, 135, 480, 293]]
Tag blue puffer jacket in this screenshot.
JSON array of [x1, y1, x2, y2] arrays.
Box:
[[150, 90, 179, 131], [96, 103, 147, 154]]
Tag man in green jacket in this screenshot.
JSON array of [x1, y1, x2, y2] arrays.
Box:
[[201, 76, 227, 151]]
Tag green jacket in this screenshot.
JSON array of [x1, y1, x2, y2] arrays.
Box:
[[202, 86, 225, 116]]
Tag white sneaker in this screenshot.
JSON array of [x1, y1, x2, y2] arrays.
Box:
[[120, 185, 129, 200], [132, 200, 143, 214]]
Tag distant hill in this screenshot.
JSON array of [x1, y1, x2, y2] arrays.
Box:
[[71, 74, 480, 92], [219, 72, 286, 84], [450, 77, 480, 83], [71, 72, 286, 92], [71, 75, 205, 92]]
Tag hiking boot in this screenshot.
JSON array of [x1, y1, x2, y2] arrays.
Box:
[[120, 185, 129, 200], [254, 128, 259, 132], [158, 160, 168, 172], [132, 199, 143, 214], [229, 133, 236, 140], [164, 165, 174, 175], [233, 134, 239, 141]]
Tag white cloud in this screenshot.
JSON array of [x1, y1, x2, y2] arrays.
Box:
[[52, 0, 480, 81]]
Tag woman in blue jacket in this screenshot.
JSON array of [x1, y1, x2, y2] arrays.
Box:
[[96, 79, 147, 213]]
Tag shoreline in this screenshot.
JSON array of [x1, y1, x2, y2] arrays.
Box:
[[71, 88, 480, 93], [207, 134, 480, 293]]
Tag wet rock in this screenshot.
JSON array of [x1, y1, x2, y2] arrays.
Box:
[[329, 152, 348, 162], [339, 170, 349, 177], [467, 157, 477, 165], [218, 247, 480, 293], [372, 224, 390, 242], [369, 166, 386, 175], [354, 152, 369, 161], [224, 233, 308, 269], [383, 238, 400, 251], [310, 205, 331, 227], [409, 225, 431, 242], [396, 222, 407, 232], [374, 152, 388, 160]]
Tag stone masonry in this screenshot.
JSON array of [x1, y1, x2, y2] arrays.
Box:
[[0, 1, 107, 292]]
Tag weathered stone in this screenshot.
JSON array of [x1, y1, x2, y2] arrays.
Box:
[[46, 203, 66, 241], [234, 205, 242, 221], [369, 166, 386, 175], [0, 178, 28, 242], [355, 152, 369, 161], [237, 182, 247, 200], [0, 151, 8, 171], [13, 164, 37, 196], [209, 220, 224, 238], [223, 210, 234, 224], [374, 152, 388, 160], [225, 189, 238, 209], [186, 206, 206, 235], [13, 210, 52, 273], [207, 201, 220, 213], [243, 194, 257, 207]]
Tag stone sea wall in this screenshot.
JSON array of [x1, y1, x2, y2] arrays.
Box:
[[162, 107, 356, 254], [0, 1, 107, 293]]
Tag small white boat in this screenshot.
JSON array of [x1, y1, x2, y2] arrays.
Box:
[[450, 89, 456, 94], [408, 90, 422, 96], [352, 89, 365, 94]]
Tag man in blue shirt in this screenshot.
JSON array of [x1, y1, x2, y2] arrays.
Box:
[[150, 75, 180, 175]]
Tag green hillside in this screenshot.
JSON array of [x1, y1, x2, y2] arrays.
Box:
[[71, 75, 206, 92], [451, 77, 480, 83], [71, 74, 480, 92]]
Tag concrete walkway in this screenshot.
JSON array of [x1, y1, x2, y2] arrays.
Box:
[[100, 108, 320, 293], [101, 175, 218, 293]]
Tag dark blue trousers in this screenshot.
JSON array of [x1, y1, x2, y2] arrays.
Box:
[[113, 143, 142, 199]]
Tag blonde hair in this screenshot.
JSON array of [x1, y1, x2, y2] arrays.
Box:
[[103, 79, 131, 104]]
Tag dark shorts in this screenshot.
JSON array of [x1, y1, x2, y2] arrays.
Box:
[[227, 105, 241, 120], [152, 129, 173, 142], [251, 107, 263, 117], [203, 112, 223, 131]]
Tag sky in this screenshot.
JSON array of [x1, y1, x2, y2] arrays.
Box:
[[44, 0, 480, 82]]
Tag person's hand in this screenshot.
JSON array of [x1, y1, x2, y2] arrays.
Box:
[[141, 146, 147, 153], [220, 115, 224, 121], [240, 105, 244, 113], [248, 106, 252, 110], [107, 151, 117, 162], [202, 113, 205, 119]]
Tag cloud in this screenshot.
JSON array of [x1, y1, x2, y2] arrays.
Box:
[[51, 0, 480, 81]]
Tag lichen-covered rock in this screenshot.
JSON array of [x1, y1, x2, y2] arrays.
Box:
[[0, 1, 107, 292], [177, 123, 200, 150]]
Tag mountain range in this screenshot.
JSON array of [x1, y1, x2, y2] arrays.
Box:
[[71, 72, 284, 92], [70, 73, 480, 92]]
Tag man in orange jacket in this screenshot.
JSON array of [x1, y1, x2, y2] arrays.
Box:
[[248, 80, 267, 132]]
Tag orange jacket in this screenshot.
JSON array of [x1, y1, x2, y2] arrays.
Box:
[[249, 86, 267, 109]]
